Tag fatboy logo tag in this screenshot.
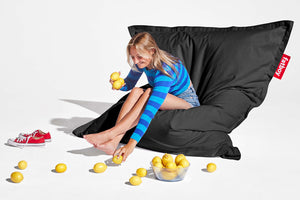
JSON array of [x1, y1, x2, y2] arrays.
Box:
[[274, 54, 290, 80]]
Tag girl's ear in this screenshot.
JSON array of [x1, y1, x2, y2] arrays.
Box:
[[150, 48, 156, 55]]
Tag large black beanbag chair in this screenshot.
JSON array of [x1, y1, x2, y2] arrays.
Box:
[[73, 21, 293, 160]]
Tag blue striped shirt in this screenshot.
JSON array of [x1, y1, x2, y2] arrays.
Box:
[[120, 60, 191, 142]]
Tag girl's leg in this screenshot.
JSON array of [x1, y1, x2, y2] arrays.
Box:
[[84, 88, 152, 149], [92, 88, 147, 154], [160, 93, 192, 110], [116, 87, 145, 125], [90, 92, 193, 155], [94, 113, 141, 154]]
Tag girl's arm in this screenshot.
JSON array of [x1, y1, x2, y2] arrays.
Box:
[[113, 138, 137, 162], [130, 72, 174, 142], [120, 69, 143, 91], [113, 72, 174, 161]]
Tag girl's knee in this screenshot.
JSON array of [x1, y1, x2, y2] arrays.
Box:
[[145, 88, 152, 94], [131, 87, 144, 96], [143, 88, 152, 97]]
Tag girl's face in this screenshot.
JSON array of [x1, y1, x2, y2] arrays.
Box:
[[129, 46, 153, 69]]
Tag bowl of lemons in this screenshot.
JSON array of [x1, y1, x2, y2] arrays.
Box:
[[151, 153, 190, 182]]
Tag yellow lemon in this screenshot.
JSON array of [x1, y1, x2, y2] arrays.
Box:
[[55, 163, 67, 173], [207, 163, 217, 172], [162, 153, 173, 167], [118, 78, 124, 85], [166, 162, 177, 170], [10, 172, 24, 183], [18, 160, 27, 170], [110, 72, 120, 81], [93, 162, 107, 173], [178, 159, 190, 168], [153, 162, 163, 169], [129, 176, 142, 186], [136, 168, 147, 177], [112, 155, 123, 164], [175, 154, 186, 165], [112, 80, 122, 90], [152, 156, 162, 165], [160, 170, 177, 181]]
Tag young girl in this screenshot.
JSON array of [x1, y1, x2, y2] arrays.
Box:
[[84, 32, 200, 161]]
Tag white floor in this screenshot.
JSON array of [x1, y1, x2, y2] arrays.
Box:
[[1, 87, 300, 200], [1, 0, 300, 199]]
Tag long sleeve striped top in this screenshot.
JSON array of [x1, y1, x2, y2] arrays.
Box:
[[120, 60, 191, 143]]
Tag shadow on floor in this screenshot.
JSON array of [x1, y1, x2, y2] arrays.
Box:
[[67, 146, 107, 156], [6, 178, 14, 183], [50, 117, 94, 137], [50, 99, 113, 136], [60, 99, 113, 115]]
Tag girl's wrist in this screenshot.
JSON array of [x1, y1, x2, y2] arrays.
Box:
[[128, 138, 138, 146]]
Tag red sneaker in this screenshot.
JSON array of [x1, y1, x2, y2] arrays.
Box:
[[19, 130, 51, 142], [7, 135, 45, 147]]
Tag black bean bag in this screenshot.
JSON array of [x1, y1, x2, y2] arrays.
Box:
[[73, 20, 293, 160]]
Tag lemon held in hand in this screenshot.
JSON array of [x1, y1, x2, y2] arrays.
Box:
[[18, 160, 27, 170], [110, 72, 120, 81], [118, 78, 124, 85], [112, 155, 123, 164], [10, 172, 24, 183], [112, 80, 123, 90], [93, 163, 107, 173], [55, 163, 67, 173]]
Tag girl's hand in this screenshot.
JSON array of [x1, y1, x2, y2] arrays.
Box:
[[109, 71, 126, 90], [109, 71, 120, 90], [113, 139, 137, 162]]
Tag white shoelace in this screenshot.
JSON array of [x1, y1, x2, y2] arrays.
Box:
[[15, 135, 30, 143], [20, 130, 38, 137]]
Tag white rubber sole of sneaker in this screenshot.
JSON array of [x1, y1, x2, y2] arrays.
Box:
[[7, 139, 46, 147]]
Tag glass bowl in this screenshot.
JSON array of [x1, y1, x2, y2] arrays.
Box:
[[150, 162, 190, 182]]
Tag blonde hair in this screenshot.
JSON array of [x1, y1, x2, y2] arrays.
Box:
[[126, 32, 179, 78]]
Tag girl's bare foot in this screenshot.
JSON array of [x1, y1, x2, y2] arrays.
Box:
[[94, 134, 124, 155], [95, 140, 119, 155], [83, 130, 112, 146]]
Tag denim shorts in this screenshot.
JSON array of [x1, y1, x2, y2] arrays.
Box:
[[177, 84, 200, 107]]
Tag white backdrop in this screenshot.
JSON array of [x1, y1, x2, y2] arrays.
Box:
[[1, 0, 299, 103], [0, 0, 299, 200]]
